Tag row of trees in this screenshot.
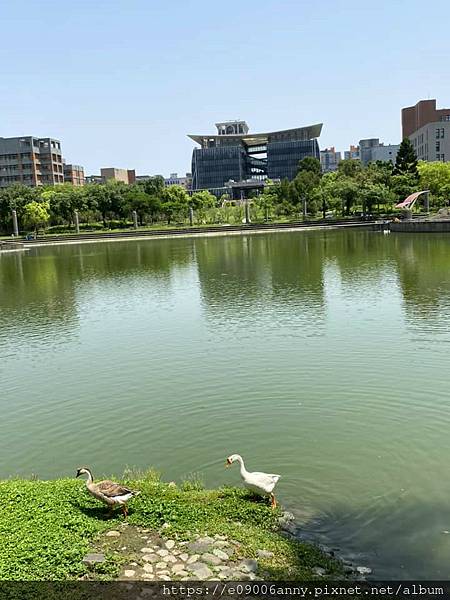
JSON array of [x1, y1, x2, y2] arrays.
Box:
[[1, 139, 449, 235], [257, 139, 450, 219], [0, 176, 217, 234]]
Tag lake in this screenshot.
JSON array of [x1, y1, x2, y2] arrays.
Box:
[[1, 229, 450, 578]]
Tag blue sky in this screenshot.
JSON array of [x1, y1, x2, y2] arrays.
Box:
[[1, 0, 449, 176]]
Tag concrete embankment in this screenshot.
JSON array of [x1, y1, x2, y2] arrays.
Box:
[[0, 240, 26, 253], [390, 220, 450, 233], [21, 219, 382, 248]]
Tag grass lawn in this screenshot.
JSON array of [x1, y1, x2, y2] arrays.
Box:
[[0, 472, 342, 581]]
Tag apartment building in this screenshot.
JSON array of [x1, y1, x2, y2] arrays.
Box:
[[0, 136, 64, 188], [402, 99, 450, 162], [320, 147, 341, 172], [63, 163, 85, 186]]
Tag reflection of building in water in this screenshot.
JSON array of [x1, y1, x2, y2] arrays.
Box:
[[194, 233, 326, 329]]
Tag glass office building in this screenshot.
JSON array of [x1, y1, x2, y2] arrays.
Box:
[[189, 120, 322, 194]]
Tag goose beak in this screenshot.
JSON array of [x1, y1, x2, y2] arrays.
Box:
[[225, 458, 231, 468]]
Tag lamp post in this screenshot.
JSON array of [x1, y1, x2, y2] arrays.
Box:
[[74, 210, 80, 234], [12, 209, 19, 237]]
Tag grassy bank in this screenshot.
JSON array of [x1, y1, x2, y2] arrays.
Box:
[[0, 471, 342, 581]]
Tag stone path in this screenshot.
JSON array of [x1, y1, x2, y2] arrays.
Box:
[[89, 525, 267, 581]]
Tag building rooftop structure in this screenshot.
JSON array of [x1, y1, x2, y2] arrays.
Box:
[[188, 120, 322, 195], [188, 122, 322, 149]]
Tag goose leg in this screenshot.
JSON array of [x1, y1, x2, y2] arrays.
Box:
[[270, 493, 277, 509], [122, 504, 128, 518]]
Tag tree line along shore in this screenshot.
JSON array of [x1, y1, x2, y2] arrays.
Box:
[[1, 141, 449, 237]]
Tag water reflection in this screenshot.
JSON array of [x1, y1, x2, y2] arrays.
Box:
[[1, 230, 450, 579]]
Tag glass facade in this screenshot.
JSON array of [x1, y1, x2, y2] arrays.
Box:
[[267, 140, 319, 180], [192, 146, 247, 190], [190, 125, 321, 192]]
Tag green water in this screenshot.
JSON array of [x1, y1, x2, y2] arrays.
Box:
[[1, 229, 450, 578]]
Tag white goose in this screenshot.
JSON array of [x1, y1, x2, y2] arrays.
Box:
[[226, 454, 281, 508]]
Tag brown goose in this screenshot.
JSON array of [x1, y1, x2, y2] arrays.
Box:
[[76, 467, 141, 517]]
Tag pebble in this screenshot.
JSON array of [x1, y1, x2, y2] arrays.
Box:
[[187, 554, 200, 564], [82, 553, 105, 565], [123, 570, 135, 578], [190, 563, 214, 579], [140, 548, 154, 553], [143, 564, 153, 573], [160, 575, 172, 581], [257, 549, 274, 559], [165, 540, 176, 550], [240, 559, 258, 573], [312, 566, 326, 576], [105, 531, 121, 537], [155, 562, 168, 570], [157, 549, 169, 557], [188, 541, 212, 553], [172, 563, 186, 573], [142, 554, 159, 563], [166, 555, 177, 563], [179, 553, 189, 562], [356, 566, 372, 575], [240, 572, 257, 581], [213, 549, 229, 561], [202, 553, 222, 566], [214, 540, 229, 548]]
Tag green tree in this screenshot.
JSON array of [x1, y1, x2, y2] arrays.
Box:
[[23, 200, 50, 235], [360, 182, 393, 214], [393, 138, 418, 176], [124, 188, 156, 225], [41, 185, 86, 227], [0, 185, 39, 232], [189, 190, 216, 211], [418, 161, 450, 208], [290, 158, 322, 217], [390, 173, 418, 204], [334, 177, 359, 216], [161, 185, 189, 224], [297, 156, 322, 176], [311, 172, 339, 218], [138, 175, 165, 197], [338, 159, 362, 178], [256, 191, 277, 221]]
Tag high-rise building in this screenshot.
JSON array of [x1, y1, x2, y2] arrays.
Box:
[[63, 163, 85, 186], [402, 99, 450, 138], [409, 123, 450, 162], [0, 136, 65, 188], [344, 145, 360, 161], [359, 138, 399, 166], [100, 167, 136, 184], [189, 120, 322, 194], [320, 147, 341, 172], [402, 99, 450, 163]]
